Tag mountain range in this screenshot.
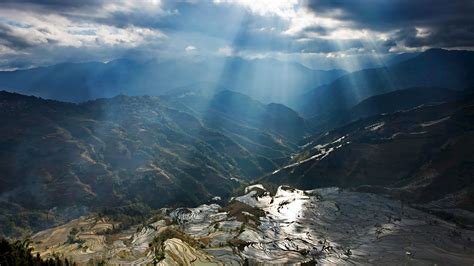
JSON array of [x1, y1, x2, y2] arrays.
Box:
[[0, 90, 308, 236], [296, 49, 474, 119], [0, 57, 346, 106], [264, 94, 474, 216], [1, 48, 474, 241], [2, 48, 473, 125]]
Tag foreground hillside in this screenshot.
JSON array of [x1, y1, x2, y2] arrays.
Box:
[[29, 185, 474, 265], [0, 90, 308, 237], [264, 95, 474, 221]]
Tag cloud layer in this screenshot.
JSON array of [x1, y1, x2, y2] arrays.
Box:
[[304, 0, 474, 50], [0, 0, 473, 69]]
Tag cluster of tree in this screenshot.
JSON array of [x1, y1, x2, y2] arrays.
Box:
[[97, 203, 155, 234], [0, 238, 74, 266], [0, 210, 57, 239], [65, 228, 84, 246]]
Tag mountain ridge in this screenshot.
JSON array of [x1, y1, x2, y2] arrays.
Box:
[[297, 49, 474, 118], [0, 90, 308, 237], [0, 57, 346, 105], [263, 94, 474, 215]]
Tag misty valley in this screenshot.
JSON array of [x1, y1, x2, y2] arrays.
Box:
[[1, 1, 474, 265], [1, 48, 474, 265]]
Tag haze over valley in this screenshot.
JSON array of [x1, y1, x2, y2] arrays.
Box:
[[1, 1, 474, 265]]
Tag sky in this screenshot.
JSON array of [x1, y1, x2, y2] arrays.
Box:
[[0, 0, 473, 70]]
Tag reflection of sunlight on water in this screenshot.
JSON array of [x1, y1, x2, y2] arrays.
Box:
[[280, 199, 304, 223], [238, 185, 474, 265], [270, 187, 307, 223]]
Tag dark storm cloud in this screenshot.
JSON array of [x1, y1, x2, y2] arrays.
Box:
[[304, 0, 474, 48], [391, 24, 474, 48], [0, 0, 103, 10], [0, 24, 35, 49], [99, 1, 247, 36]]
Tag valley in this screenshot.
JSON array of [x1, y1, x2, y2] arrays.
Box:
[[2, 0, 474, 264], [1, 49, 474, 265], [0, 90, 308, 237]]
